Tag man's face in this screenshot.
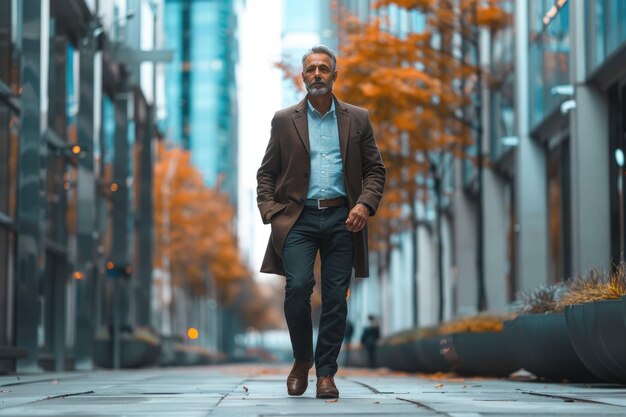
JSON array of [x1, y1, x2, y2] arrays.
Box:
[[302, 53, 337, 96]]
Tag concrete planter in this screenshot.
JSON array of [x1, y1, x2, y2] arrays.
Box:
[[93, 335, 161, 369], [415, 336, 451, 374], [592, 299, 626, 382], [565, 302, 622, 382], [377, 339, 425, 372], [506, 313, 595, 381], [441, 331, 519, 377]]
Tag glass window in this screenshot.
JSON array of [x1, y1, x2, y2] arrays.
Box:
[[609, 83, 626, 265], [66, 43, 78, 146], [0, 1, 10, 83], [410, 10, 426, 33], [45, 148, 67, 243], [102, 95, 115, 169], [587, 0, 626, 72], [0, 110, 19, 220], [164, 0, 183, 145], [528, 0, 570, 127], [462, 33, 480, 186], [605, 0, 626, 56], [0, 0, 18, 350], [489, 0, 515, 160], [547, 141, 571, 282], [1, 0, 21, 94], [0, 226, 15, 345]]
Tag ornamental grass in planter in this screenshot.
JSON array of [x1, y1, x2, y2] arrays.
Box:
[[561, 262, 626, 383], [439, 314, 513, 335], [556, 264, 626, 309], [508, 284, 595, 381], [439, 314, 519, 377], [513, 284, 566, 314]]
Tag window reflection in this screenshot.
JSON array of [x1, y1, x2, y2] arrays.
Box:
[[529, 0, 570, 127], [490, 0, 515, 160], [609, 85, 626, 265], [547, 141, 571, 282], [0, 227, 15, 345], [0, 0, 18, 350], [616, 147, 624, 256], [0, 4, 9, 83], [0, 111, 18, 220], [587, 0, 626, 72]]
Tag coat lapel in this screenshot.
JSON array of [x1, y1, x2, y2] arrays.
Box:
[[292, 98, 309, 155], [335, 97, 351, 165]]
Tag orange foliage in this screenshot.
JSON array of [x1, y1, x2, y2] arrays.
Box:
[[154, 143, 282, 329], [334, 0, 509, 249], [153, 143, 247, 300], [374, 0, 434, 10]]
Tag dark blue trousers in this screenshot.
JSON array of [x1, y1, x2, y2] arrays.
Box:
[[282, 205, 354, 377]]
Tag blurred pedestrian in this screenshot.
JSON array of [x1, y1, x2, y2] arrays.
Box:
[[256, 45, 386, 399], [343, 319, 354, 366], [361, 315, 380, 369]]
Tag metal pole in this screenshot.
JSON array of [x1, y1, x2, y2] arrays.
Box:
[[474, 5, 486, 311]]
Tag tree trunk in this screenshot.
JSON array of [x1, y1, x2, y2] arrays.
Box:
[[434, 172, 445, 322]]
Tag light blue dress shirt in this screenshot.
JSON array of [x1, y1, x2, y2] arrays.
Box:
[[306, 99, 347, 200]]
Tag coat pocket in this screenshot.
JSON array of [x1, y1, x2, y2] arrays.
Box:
[[268, 202, 288, 221]]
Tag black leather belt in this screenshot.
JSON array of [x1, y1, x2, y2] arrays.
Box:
[[304, 197, 347, 209]]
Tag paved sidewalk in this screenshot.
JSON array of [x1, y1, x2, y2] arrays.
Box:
[[1, 364, 626, 416]]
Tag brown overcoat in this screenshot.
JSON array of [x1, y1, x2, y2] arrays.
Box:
[[256, 95, 386, 278]]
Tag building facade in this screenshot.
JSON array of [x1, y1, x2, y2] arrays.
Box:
[[163, 0, 239, 202], [0, 0, 167, 373], [338, 0, 626, 338]]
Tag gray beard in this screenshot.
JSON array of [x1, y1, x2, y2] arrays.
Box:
[[307, 85, 329, 96]]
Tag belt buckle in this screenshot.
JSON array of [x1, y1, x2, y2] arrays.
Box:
[[317, 199, 327, 210]]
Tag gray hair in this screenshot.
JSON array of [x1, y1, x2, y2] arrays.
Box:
[[301, 45, 337, 73]]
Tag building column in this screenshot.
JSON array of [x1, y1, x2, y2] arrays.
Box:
[[453, 159, 477, 316], [46, 34, 70, 373], [569, 0, 610, 274], [15, 0, 49, 372], [110, 78, 130, 368], [135, 99, 154, 328], [483, 171, 509, 309], [74, 34, 98, 370], [514, 0, 548, 291], [569, 86, 609, 273]]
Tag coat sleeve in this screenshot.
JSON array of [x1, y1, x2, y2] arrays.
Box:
[[256, 115, 282, 224], [356, 111, 386, 215]]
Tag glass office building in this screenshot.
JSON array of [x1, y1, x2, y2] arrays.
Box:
[[164, 0, 239, 202]]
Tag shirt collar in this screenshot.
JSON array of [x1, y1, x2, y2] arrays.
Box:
[[307, 98, 335, 118]]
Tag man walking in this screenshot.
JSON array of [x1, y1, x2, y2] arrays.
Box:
[[257, 45, 385, 399]]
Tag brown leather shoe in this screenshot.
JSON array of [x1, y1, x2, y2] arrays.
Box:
[[316, 376, 339, 399], [287, 360, 312, 396]]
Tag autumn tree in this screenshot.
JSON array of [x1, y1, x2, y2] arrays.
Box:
[[154, 143, 281, 332], [334, 0, 511, 321]]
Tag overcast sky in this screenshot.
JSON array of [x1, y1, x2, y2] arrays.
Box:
[[237, 0, 284, 282]]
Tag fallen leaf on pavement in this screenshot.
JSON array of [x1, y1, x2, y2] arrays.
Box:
[[435, 384, 444, 389]]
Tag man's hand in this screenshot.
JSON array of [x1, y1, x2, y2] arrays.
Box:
[[345, 203, 369, 232]]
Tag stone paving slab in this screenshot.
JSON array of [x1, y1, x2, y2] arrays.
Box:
[[1, 365, 626, 416]]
